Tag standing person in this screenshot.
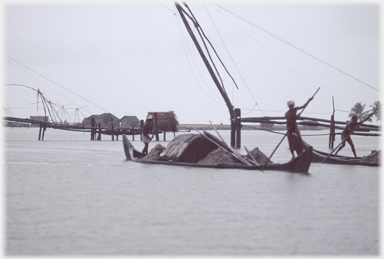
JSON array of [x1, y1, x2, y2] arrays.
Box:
[[334, 116, 360, 158], [285, 98, 313, 159], [142, 115, 153, 155]]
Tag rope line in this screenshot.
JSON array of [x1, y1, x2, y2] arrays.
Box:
[[204, 4, 264, 116], [184, 4, 236, 96], [175, 14, 226, 105], [214, 3, 379, 93], [210, 4, 347, 112], [5, 55, 110, 115]]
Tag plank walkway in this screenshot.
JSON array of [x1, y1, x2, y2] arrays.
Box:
[[4, 116, 141, 140]]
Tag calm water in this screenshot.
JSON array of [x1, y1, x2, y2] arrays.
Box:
[[4, 127, 380, 255]]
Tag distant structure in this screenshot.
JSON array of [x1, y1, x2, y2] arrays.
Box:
[[147, 111, 178, 132], [82, 113, 120, 128], [145, 111, 178, 141], [30, 116, 49, 122], [82, 113, 141, 129], [29, 116, 49, 126], [120, 116, 140, 128]]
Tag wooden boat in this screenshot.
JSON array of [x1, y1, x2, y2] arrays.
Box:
[[123, 132, 313, 173], [293, 135, 379, 166]]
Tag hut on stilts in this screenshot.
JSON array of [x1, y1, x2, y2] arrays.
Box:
[[144, 111, 179, 141]]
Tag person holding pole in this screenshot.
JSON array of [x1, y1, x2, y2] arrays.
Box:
[[262, 88, 319, 171], [285, 98, 313, 160], [334, 116, 359, 158], [322, 106, 379, 163], [141, 115, 154, 155]]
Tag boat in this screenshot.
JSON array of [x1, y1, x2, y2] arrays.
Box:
[[123, 131, 313, 173], [293, 135, 379, 166]]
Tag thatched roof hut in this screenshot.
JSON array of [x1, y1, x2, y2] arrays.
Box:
[[148, 111, 178, 132]]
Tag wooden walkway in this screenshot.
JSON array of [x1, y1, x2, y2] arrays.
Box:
[[4, 116, 380, 143], [4, 116, 141, 141]]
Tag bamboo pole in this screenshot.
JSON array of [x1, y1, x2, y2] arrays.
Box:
[[244, 146, 260, 166], [329, 97, 336, 148], [190, 126, 251, 165], [209, 121, 252, 166]]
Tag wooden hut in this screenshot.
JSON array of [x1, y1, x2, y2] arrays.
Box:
[[146, 111, 179, 141], [82, 113, 120, 128], [147, 111, 178, 132], [29, 116, 49, 126], [120, 116, 140, 128]]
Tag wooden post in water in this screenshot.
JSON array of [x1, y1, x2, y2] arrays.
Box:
[[329, 97, 336, 148], [97, 123, 101, 141], [38, 121, 47, 141], [38, 122, 42, 140], [235, 108, 241, 149], [140, 120, 144, 141], [111, 118, 114, 141], [42, 122, 46, 140], [132, 127, 135, 141], [329, 115, 335, 148], [231, 108, 241, 148], [230, 123, 235, 148], [163, 131, 166, 141], [91, 117, 96, 140], [154, 113, 159, 141]]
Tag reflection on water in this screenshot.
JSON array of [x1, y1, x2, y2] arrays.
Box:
[[5, 128, 379, 255]]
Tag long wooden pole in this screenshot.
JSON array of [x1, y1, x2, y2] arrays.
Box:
[[175, 3, 235, 120], [244, 146, 260, 166], [176, 2, 241, 148], [322, 106, 380, 163], [261, 87, 320, 170], [329, 96, 336, 148]]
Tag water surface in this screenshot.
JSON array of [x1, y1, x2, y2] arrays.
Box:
[[5, 127, 379, 255]]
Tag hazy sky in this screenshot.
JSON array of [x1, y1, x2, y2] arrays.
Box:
[[3, 1, 381, 125]]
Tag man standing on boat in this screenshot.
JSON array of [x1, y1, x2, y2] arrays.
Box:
[[285, 98, 313, 160], [142, 115, 154, 155], [334, 115, 359, 158]]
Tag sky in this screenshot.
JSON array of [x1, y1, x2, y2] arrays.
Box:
[[3, 0, 381, 125]]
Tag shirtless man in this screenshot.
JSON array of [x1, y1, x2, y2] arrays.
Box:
[[285, 98, 313, 159], [142, 116, 153, 155], [334, 116, 360, 158]]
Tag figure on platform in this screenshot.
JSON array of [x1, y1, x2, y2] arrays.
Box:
[[142, 115, 154, 155], [285, 98, 313, 159], [334, 116, 360, 158]]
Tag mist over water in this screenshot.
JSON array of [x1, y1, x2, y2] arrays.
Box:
[[5, 127, 379, 255]]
